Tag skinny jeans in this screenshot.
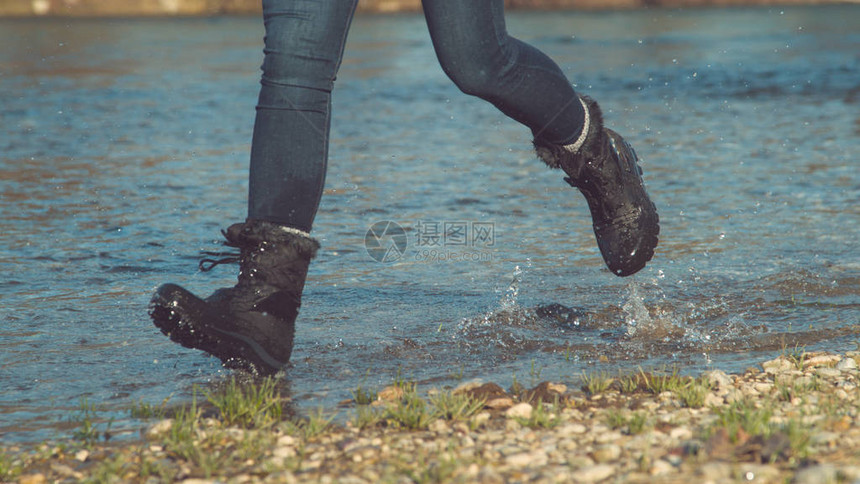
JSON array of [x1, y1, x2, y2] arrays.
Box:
[[248, 0, 586, 232]]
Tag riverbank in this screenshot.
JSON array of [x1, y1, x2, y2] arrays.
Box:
[[3, 350, 860, 483], [1, 0, 856, 17]]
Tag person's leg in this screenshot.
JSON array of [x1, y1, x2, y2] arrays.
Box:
[[422, 0, 585, 146], [423, 0, 659, 276], [248, 0, 359, 233], [150, 0, 358, 375]]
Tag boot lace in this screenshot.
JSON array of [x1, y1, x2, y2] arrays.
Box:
[[199, 250, 240, 271]]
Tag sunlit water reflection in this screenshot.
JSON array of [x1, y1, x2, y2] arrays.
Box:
[[1, 6, 858, 442]]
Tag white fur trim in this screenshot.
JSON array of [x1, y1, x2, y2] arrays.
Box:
[[279, 226, 312, 239], [562, 97, 590, 154]]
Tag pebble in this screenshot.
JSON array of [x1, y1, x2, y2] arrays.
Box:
[[705, 369, 732, 389], [572, 464, 615, 483], [816, 367, 841, 379], [590, 444, 621, 463], [698, 462, 733, 480], [506, 450, 548, 467], [670, 426, 693, 440], [19, 475, 46, 484], [650, 459, 675, 475], [145, 419, 174, 438], [486, 397, 515, 409], [762, 357, 792, 374], [505, 402, 533, 419], [558, 423, 587, 436], [803, 354, 841, 368], [837, 357, 858, 371], [792, 464, 839, 484]]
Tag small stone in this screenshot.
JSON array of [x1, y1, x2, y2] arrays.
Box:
[[558, 423, 587, 436], [506, 451, 548, 467], [572, 464, 615, 483], [569, 456, 596, 468], [471, 411, 491, 427], [792, 464, 839, 484], [277, 434, 296, 447], [810, 431, 839, 448], [803, 354, 841, 368], [477, 466, 505, 484], [272, 445, 297, 460], [739, 464, 781, 482], [705, 369, 732, 389], [724, 389, 744, 404], [453, 381, 483, 394], [50, 464, 82, 479], [74, 449, 89, 462], [837, 357, 858, 371], [650, 459, 675, 475], [815, 367, 841, 379], [428, 419, 449, 433], [486, 397, 515, 409], [704, 393, 724, 407], [762, 356, 792, 374], [753, 382, 773, 393], [698, 462, 733, 480], [377, 385, 404, 402], [594, 430, 623, 444], [591, 444, 621, 463], [505, 402, 533, 419], [146, 419, 174, 438], [19, 475, 46, 484], [669, 426, 692, 440]]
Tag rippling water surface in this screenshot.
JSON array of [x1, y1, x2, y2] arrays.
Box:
[[1, 6, 858, 442]]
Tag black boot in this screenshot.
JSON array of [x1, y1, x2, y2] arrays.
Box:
[[534, 96, 659, 277], [149, 219, 320, 375]]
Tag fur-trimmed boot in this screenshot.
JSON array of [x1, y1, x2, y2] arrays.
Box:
[[534, 96, 659, 277], [149, 219, 319, 375]]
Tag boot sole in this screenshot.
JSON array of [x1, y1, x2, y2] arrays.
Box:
[[149, 284, 285, 375], [597, 130, 660, 277]]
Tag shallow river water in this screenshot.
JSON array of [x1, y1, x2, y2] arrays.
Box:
[[1, 5, 858, 442]]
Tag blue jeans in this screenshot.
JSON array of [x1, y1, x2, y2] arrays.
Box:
[[248, 0, 586, 232]]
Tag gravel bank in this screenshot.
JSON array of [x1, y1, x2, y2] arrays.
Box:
[[4, 351, 860, 484]]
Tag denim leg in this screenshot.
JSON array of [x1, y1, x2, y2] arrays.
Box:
[[248, 0, 358, 232], [422, 0, 585, 145]]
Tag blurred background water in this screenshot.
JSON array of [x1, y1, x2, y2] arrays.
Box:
[[1, 5, 858, 442]]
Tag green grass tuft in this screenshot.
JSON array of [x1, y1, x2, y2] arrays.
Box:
[[204, 376, 285, 428]]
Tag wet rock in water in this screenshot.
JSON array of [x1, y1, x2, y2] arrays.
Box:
[[534, 303, 590, 329]]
